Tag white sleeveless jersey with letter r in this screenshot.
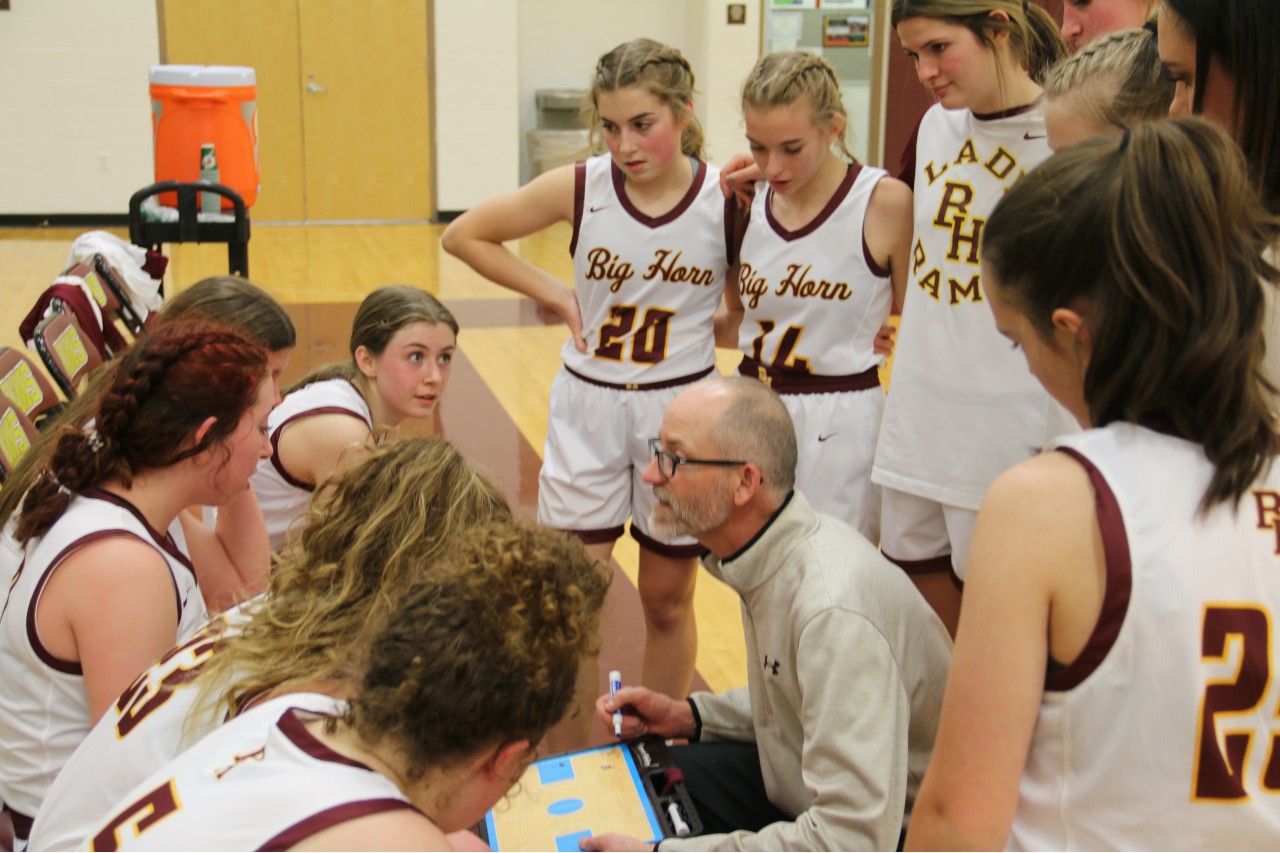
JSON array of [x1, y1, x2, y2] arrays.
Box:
[[873, 103, 1076, 511], [1009, 423, 1280, 850], [564, 155, 731, 385]]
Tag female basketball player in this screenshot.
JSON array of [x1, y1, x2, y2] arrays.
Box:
[[249, 284, 457, 551], [85, 519, 607, 851], [29, 437, 509, 851], [871, 0, 1072, 636], [906, 118, 1280, 849], [443, 39, 737, 702], [0, 321, 273, 844], [1060, 0, 1155, 52], [1042, 25, 1172, 150], [719, 51, 912, 541]]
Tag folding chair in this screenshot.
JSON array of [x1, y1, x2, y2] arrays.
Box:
[[63, 256, 147, 339], [0, 346, 66, 428], [0, 401, 40, 484], [32, 306, 104, 399], [89, 254, 148, 336]]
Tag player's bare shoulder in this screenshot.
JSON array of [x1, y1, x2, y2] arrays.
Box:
[[284, 807, 447, 851]]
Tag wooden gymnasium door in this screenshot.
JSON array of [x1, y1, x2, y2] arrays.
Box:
[[160, 0, 433, 223]]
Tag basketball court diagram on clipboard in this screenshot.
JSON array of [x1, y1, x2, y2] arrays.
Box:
[[482, 742, 664, 852]]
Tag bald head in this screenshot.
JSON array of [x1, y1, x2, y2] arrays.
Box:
[[669, 377, 797, 500]]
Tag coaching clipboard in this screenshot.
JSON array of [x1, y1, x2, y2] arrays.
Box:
[[479, 737, 700, 851]]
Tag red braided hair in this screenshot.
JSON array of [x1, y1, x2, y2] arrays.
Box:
[[17, 320, 268, 543]]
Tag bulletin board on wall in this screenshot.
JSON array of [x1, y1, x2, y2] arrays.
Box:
[[760, 0, 880, 165]]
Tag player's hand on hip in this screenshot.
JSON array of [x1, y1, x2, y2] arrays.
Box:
[[597, 686, 694, 740], [718, 153, 760, 209], [873, 322, 897, 357], [556, 286, 588, 353], [579, 832, 656, 852]]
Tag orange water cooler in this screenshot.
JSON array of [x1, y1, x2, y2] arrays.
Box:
[[149, 65, 259, 209]]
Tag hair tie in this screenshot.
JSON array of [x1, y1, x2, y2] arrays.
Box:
[[1142, 19, 1158, 36], [87, 429, 104, 454], [1120, 127, 1132, 151]]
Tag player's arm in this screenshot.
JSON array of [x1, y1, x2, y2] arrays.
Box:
[[441, 165, 587, 351], [715, 200, 747, 350], [180, 488, 270, 614], [275, 412, 376, 492], [864, 175, 913, 316], [39, 537, 182, 722], [905, 452, 1101, 849], [715, 265, 745, 350]]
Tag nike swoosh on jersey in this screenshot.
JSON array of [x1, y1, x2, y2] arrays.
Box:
[[1024, 133, 1047, 140], [589, 204, 611, 213], [818, 433, 836, 442]]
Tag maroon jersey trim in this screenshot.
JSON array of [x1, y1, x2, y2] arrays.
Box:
[[724, 193, 741, 266], [570, 160, 587, 257], [269, 403, 371, 491], [737, 356, 880, 395], [861, 175, 892, 279], [1044, 447, 1133, 691], [562, 524, 627, 546], [277, 707, 373, 771], [764, 163, 862, 242], [630, 523, 703, 560], [27, 529, 155, 675], [610, 158, 708, 228], [82, 487, 193, 573], [972, 102, 1039, 122], [258, 799, 419, 852], [883, 552, 953, 577]]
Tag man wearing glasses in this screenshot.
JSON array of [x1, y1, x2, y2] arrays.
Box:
[[582, 377, 952, 852]]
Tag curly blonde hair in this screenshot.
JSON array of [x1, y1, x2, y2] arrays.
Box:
[[346, 519, 609, 777], [189, 437, 510, 729]]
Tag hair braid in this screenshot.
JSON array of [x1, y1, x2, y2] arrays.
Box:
[[742, 52, 856, 163], [585, 39, 706, 159], [16, 320, 267, 544]]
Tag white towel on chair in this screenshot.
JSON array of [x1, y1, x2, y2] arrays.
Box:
[[65, 231, 163, 320]]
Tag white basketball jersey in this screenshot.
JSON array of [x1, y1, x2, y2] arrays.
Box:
[[1008, 423, 1280, 850], [86, 699, 416, 852], [250, 378, 371, 551], [0, 490, 204, 818], [563, 155, 730, 385], [736, 164, 892, 377], [873, 103, 1076, 510], [30, 603, 255, 851]]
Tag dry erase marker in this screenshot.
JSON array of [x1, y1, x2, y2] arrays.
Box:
[[609, 670, 623, 737]]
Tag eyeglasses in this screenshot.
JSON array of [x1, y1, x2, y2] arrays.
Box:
[[648, 438, 748, 479]]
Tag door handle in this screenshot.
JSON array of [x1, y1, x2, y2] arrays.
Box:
[[306, 81, 327, 94]]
